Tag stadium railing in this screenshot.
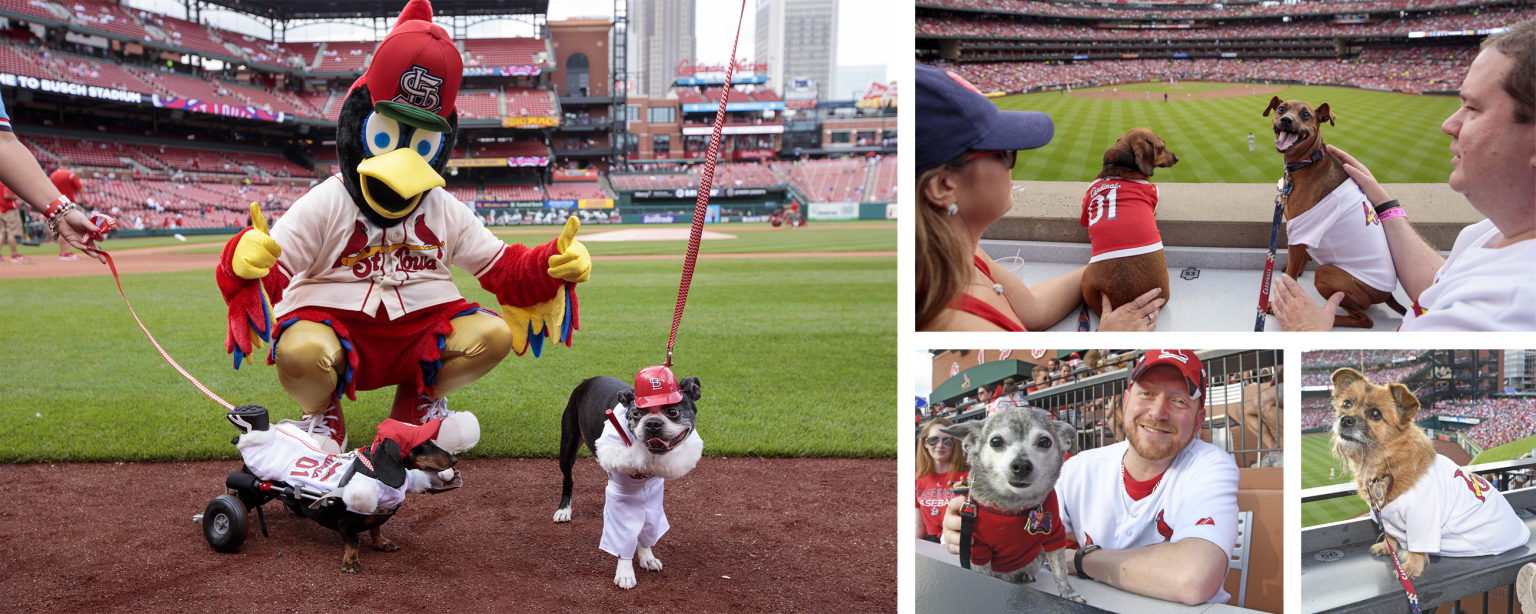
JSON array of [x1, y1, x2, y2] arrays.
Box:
[[1301, 458, 1536, 614], [945, 349, 1284, 466]]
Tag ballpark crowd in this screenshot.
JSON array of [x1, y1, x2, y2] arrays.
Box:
[[1423, 398, 1536, 450]]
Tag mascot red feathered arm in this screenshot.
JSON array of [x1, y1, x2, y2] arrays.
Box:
[[216, 204, 287, 368], [476, 216, 589, 357]]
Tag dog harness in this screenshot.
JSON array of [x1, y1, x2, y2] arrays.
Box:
[[947, 256, 1025, 331], [961, 490, 1066, 573], [1080, 178, 1163, 263], [1284, 178, 1397, 293]]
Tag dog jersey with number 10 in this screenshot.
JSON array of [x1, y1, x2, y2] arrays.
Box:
[[238, 422, 406, 515], [1080, 178, 1163, 263]]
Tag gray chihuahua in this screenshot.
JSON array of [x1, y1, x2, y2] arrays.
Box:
[[942, 407, 1085, 604]]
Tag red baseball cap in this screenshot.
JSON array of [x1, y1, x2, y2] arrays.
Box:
[[359, 0, 460, 133], [634, 365, 683, 409], [1130, 350, 1206, 401]]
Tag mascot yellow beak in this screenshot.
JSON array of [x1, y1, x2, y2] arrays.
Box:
[[356, 148, 447, 219]]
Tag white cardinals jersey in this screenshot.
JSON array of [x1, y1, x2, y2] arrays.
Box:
[[1055, 439, 1240, 604], [1376, 455, 1530, 556], [270, 176, 509, 320], [1399, 219, 1536, 331], [1285, 178, 1397, 293], [238, 422, 405, 515]]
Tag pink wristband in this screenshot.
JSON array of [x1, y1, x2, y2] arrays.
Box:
[[1377, 208, 1406, 221]]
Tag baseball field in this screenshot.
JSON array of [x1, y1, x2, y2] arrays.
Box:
[[1474, 434, 1536, 464], [1301, 433, 1368, 528], [0, 221, 896, 612], [994, 83, 1461, 184]]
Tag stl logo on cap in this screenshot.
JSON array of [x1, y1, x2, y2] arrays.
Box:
[[395, 65, 444, 113], [945, 70, 984, 95], [648, 377, 663, 391], [1158, 350, 1190, 363]]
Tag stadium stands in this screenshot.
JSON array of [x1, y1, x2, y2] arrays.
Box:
[[131, 68, 249, 107], [715, 162, 782, 188], [318, 41, 374, 72], [151, 14, 235, 59], [0, 0, 65, 22], [610, 172, 694, 190], [220, 151, 316, 178], [0, 45, 61, 81], [456, 90, 501, 119], [24, 136, 129, 167], [544, 182, 604, 200], [481, 184, 543, 201], [869, 156, 897, 202], [39, 53, 154, 92], [67, 0, 149, 40], [504, 88, 554, 117], [775, 159, 870, 203], [462, 38, 546, 67], [468, 139, 548, 158], [443, 185, 477, 202]]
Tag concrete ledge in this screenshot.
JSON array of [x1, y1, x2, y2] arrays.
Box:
[[988, 181, 1481, 251]]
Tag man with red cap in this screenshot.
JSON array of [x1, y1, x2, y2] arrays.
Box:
[[944, 350, 1240, 606], [592, 365, 704, 589], [216, 0, 592, 455]]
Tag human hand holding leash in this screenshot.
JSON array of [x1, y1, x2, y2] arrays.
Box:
[[1327, 145, 1392, 206], [1097, 288, 1164, 331], [1272, 273, 1345, 331], [940, 495, 967, 555], [54, 208, 107, 263]]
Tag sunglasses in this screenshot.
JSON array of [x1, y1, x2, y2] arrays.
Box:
[[925, 436, 955, 447], [965, 150, 1017, 170]]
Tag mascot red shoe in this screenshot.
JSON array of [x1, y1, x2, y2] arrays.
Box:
[[216, 0, 590, 453]]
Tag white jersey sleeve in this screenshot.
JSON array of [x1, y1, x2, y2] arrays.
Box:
[[1400, 220, 1536, 332], [1165, 445, 1241, 559], [435, 190, 508, 277], [269, 182, 344, 279], [1399, 483, 1444, 554]]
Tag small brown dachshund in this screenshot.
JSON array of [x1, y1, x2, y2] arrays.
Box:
[[1080, 127, 1179, 316], [1263, 97, 1405, 328]]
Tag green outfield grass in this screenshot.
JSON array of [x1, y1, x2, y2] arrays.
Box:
[[1301, 432, 1369, 527], [159, 225, 896, 256], [993, 83, 1460, 184], [1076, 82, 1237, 95], [1472, 434, 1536, 464], [0, 254, 896, 462]]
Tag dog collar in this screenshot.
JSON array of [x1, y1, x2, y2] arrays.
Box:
[[1284, 142, 1327, 173]]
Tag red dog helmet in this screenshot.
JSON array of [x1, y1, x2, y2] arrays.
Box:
[[634, 365, 683, 409]]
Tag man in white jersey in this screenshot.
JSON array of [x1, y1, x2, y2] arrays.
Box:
[[944, 350, 1238, 606], [1273, 20, 1535, 331]]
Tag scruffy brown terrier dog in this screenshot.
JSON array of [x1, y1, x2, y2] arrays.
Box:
[[1329, 367, 1435, 576]]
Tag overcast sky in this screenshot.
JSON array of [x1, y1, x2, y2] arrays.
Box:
[[913, 349, 932, 398], [124, 0, 897, 81]]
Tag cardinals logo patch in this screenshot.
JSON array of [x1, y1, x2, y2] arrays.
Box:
[[1362, 199, 1381, 226], [1155, 509, 1173, 541], [1455, 468, 1491, 502], [1082, 534, 1094, 548], [1023, 507, 1054, 535], [394, 65, 444, 113]]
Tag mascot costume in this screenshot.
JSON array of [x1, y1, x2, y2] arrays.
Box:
[[216, 0, 590, 454]]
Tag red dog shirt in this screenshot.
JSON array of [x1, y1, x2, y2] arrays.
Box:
[[1080, 178, 1163, 263], [969, 489, 1067, 573]]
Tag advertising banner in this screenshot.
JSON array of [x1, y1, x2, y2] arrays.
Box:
[[731, 149, 776, 160], [642, 214, 677, 224], [677, 75, 769, 86], [0, 73, 145, 104], [448, 158, 507, 168], [632, 187, 768, 200], [463, 66, 541, 77], [785, 77, 817, 110], [681, 124, 784, 136], [152, 94, 285, 122], [553, 169, 601, 181], [577, 198, 613, 209], [676, 59, 768, 78], [545, 199, 578, 209], [509, 156, 549, 167], [501, 116, 560, 128], [681, 101, 785, 113], [857, 82, 898, 109], [808, 202, 858, 221]]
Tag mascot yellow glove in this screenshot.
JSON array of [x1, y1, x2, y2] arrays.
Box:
[[233, 203, 281, 280], [547, 216, 591, 283], [500, 285, 567, 357]]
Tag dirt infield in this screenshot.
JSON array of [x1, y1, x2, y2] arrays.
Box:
[[1435, 438, 1473, 465], [0, 457, 893, 613], [0, 249, 896, 280], [1072, 85, 1287, 100]]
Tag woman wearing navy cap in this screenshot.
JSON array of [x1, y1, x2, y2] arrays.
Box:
[[915, 65, 1164, 332]]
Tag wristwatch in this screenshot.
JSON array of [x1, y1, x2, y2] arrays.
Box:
[[1075, 544, 1102, 581]]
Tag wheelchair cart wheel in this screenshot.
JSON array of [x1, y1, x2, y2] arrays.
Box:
[[203, 494, 247, 553]]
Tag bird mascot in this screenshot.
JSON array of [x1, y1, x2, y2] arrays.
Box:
[[215, 0, 590, 454]]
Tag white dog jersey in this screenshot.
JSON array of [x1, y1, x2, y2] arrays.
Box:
[[1055, 439, 1240, 604], [237, 421, 406, 515], [1399, 219, 1536, 331], [1284, 178, 1397, 293], [593, 403, 704, 560], [1375, 454, 1530, 556]]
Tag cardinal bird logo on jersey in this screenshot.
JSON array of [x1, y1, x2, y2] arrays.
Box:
[[1023, 506, 1054, 535], [1455, 468, 1491, 502], [1363, 200, 1381, 226], [1082, 534, 1094, 548], [413, 215, 443, 259], [1155, 509, 1173, 541], [334, 221, 371, 268]]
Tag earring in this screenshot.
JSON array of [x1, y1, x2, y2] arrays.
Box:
[[946, 203, 959, 216]]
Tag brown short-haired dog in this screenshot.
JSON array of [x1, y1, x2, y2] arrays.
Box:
[[1263, 97, 1406, 328], [1080, 128, 1179, 315]]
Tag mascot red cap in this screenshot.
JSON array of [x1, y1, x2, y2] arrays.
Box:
[[353, 0, 461, 133]]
